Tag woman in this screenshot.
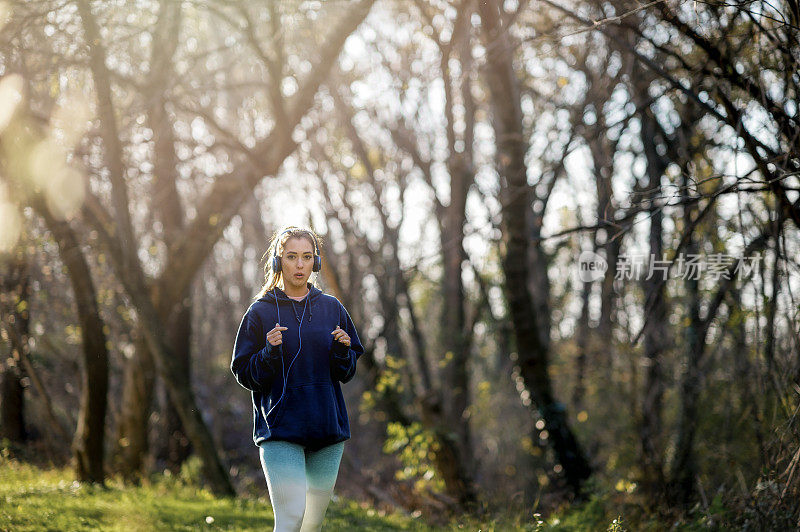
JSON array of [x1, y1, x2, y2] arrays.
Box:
[[231, 226, 364, 531]]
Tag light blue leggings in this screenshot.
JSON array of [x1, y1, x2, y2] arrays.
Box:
[[258, 440, 345, 532]]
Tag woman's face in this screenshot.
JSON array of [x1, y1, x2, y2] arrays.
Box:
[[280, 236, 315, 290]]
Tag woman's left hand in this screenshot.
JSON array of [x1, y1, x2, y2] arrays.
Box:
[[331, 325, 350, 347]]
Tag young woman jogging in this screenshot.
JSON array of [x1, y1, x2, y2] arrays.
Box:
[[231, 226, 364, 531]]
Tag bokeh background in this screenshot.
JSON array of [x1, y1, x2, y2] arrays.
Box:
[[1, 0, 799, 528]]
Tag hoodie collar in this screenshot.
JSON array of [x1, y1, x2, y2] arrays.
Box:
[[260, 283, 321, 323], [259, 282, 322, 304]]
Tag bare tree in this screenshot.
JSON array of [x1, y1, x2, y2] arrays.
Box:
[[32, 196, 109, 484], [0, 251, 29, 443], [1, 0, 376, 494], [478, 0, 592, 494]]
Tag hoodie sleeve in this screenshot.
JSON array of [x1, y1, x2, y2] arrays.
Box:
[[331, 301, 364, 384], [231, 306, 283, 392]]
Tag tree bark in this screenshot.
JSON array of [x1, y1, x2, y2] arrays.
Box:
[[0, 253, 29, 443], [157, 301, 193, 472], [113, 336, 155, 482], [571, 274, 591, 409], [145, 0, 192, 473], [438, 9, 479, 505], [33, 198, 110, 484], [0, 355, 25, 442], [668, 207, 775, 504], [478, 0, 591, 494], [635, 82, 669, 497]]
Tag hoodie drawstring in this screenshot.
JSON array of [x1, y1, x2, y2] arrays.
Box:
[[288, 295, 312, 323], [290, 299, 302, 323], [269, 286, 314, 323]]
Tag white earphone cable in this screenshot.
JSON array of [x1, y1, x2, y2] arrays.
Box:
[[265, 288, 307, 421]]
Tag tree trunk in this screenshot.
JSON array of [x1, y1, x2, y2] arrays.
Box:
[[427, 10, 481, 506], [0, 357, 25, 442], [113, 336, 155, 482], [438, 9, 479, 507], [635, 77, 669, 497], [156, 300, 193, 472], [570, 205, 592, 409], [588, 134, 619, 380], [146, 0, 192, 473], [571, 276, 592, 409], [437, 186, 478, 508], [77, 0, 233, 494], [667, 158, 704, 504], [668, 210, 775, 505], [0, 254, 28, 443], [329, 70, 480, 508], [34, 199, 110, 484], [478, 0, 591, 494]]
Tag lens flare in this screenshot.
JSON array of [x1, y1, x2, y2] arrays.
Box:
[[0, 184, 22, 252], [0, 2, 10, 33], [0, 74, 23, 134], [51, 96, 91, 149], [28, 138, 67, 190], [46, 166, 85, 221]]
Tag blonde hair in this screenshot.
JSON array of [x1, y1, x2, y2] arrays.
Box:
[[254, 226, 322, 300]]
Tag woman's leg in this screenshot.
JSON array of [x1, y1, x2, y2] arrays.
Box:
[[299, 441, 345, 532], [259, 440, 308, 532]]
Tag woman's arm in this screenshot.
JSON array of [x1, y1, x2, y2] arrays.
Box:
[[331, 303, 364, 383], [231, 308, 283, 392]]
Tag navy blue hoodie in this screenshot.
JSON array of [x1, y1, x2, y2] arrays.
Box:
[[231, 283, 364, 451]]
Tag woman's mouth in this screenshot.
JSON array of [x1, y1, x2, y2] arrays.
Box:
[[294, 273, 304, 278]]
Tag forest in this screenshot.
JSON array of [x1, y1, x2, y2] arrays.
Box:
[[1, 0, 798, 529]]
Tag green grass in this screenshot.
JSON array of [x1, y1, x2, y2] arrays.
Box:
[[0, 454, 542, 531], [0, 452, 735, 531], [1, 458, 271, 531]]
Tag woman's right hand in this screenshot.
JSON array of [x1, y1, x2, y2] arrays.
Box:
[[267, 323, 288, 346]]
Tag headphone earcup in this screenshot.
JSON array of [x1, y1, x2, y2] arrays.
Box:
[[272, 256, 282, 273], [313, 255, 321, 272]]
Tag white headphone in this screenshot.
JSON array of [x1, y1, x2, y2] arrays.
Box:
[[265, 288, 307, 422]]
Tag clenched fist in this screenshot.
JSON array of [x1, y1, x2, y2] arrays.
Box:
[[331, 325, 350, 347], [267, 323, 288, 346]]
